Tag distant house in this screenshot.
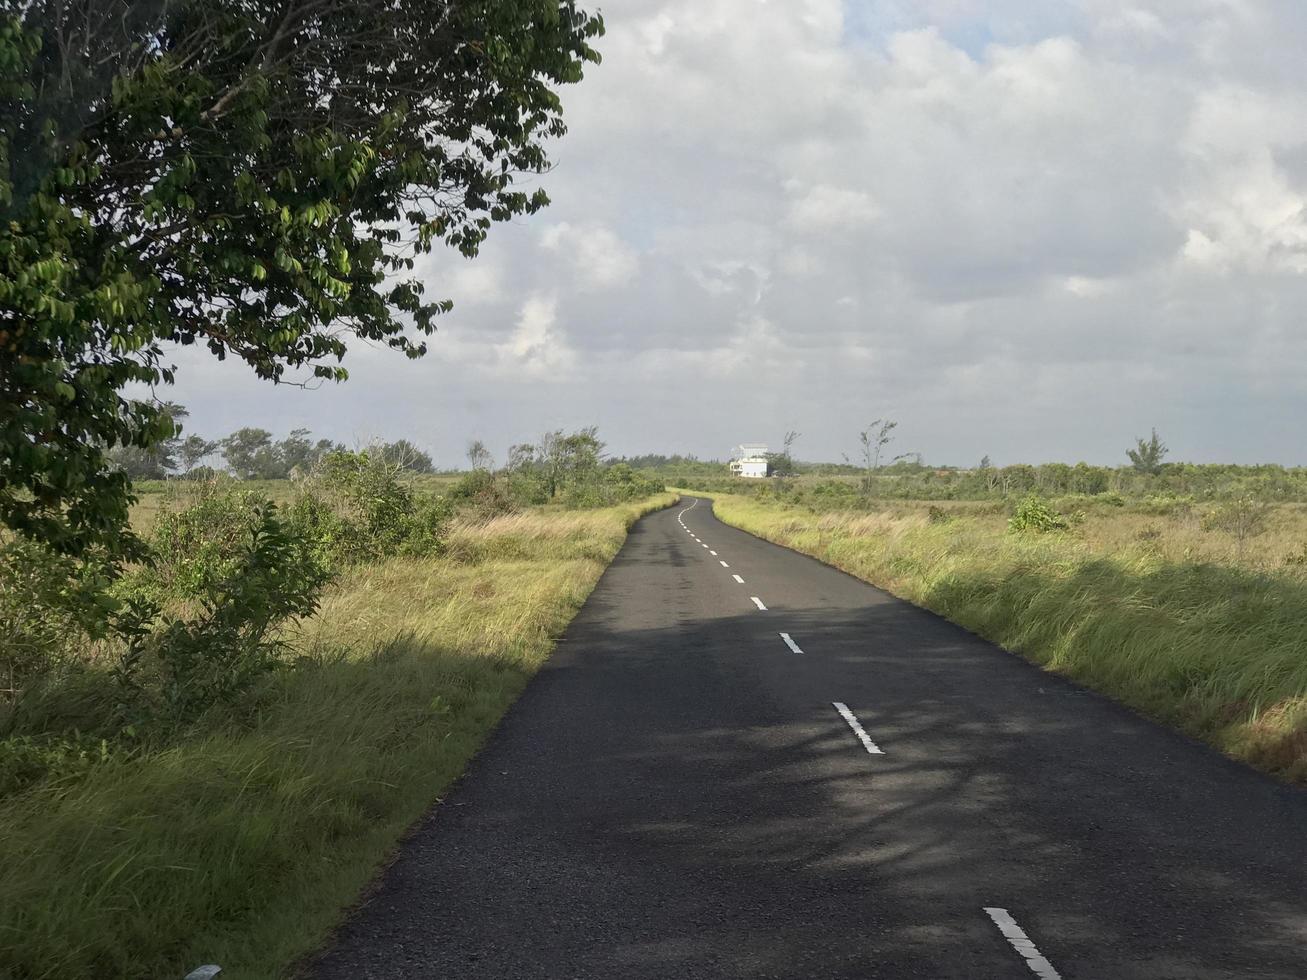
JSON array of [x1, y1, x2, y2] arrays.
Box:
[[729, 443, 770, 479]]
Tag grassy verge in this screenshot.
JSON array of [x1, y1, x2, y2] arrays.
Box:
[[687, 490, 1307, 783], [0, 493, 676, 980]]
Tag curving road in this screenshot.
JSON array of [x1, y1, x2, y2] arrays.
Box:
[[310, 496, 1307, 979]]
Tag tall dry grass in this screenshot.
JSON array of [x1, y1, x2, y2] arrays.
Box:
[[0, 493, 675, 980], [701, 492, 1307, 783]]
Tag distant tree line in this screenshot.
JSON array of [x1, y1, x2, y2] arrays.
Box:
[[103, 404, 433, 480], [642, 425, 1307, 504], [451, 426, 664, 514]]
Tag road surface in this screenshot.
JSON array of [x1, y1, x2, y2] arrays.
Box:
[[310, 496, 1307, 979]]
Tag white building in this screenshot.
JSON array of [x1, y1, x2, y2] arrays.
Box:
[[729, 443, 770, 478]]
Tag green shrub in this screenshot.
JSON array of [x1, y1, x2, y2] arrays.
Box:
[[139, 481, 270, 602], [448, 468, 517, 517], [1202, 496, 1271, 558], [0, 538, 118, 730], [1138, 493, 1195, 517], [557, 463, 664, 509], [291, 450, 452, 564], [0, 733, 114, 797], [1008, 495, 1071, 533], [927, 505, 953, 524], [118, 501, 331, 725]]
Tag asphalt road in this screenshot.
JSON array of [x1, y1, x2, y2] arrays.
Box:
[[309, 496, 1307, 979]]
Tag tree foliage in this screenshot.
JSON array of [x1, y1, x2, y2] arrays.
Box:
[[0, 0, 603, 556], [853, 419, 897, 495], [220, 427, 340, 480], [1128, 429, 1169, 475], [104, 402, 189, 479], [377, 439, 433, 474], [767, 430, 799, 478]]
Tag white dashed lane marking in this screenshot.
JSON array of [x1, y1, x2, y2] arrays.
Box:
[[983, 908, 1063, 980], [720, 560, 730, 568], [709, 550, 717, 555], [779, 632, 803, 654], [832, 702, 883, 755], [750, 596, 767, 610], [732, 574, 744, 583]]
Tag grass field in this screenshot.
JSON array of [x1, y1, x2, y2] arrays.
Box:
[[0, 493, 675, 980], [689, 491, 1307, 784]]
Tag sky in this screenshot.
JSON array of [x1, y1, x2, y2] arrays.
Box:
[[171, 0, 1307, 468]]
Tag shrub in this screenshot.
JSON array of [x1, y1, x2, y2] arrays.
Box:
[[448, 468, 517, 518], [556, 464, 664, 509], [290, 450, 453, 564], [139, 481, 271, 602], [117, 500, 331, 724], [1008, 495, 1071, 534], [1139, 493, 1195, 517], [0, 538, 118, 729], [812, 480, 858, 498], [1202, 496, 1271, 558], [927, 505, 953, 524], [0, 733, 114, 797]]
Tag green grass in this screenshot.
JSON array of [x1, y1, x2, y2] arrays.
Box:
[[688, 491, 1307, 784], [0, 494, 676, 980]]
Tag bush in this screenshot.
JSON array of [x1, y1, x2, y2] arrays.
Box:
[[0, 733, 114, 797], [137, 482, 271, 602], [1008, 495, 1071, 534], [812, 480, 858, 498], [556, 464, 664, 509], [1202, 496, 1270, 558], [290, 450, 453, 564], [117, 500, 331, 725], [1138, 493, 1195, 517], [448, 468, 517, 517], [0, 538, 118, 729], [927, 505, 953, 524]]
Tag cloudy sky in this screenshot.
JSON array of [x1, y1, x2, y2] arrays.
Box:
[[175, 0, 1307, 467]]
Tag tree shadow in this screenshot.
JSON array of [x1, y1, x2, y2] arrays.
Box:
[[307, 585, 1307, 980]]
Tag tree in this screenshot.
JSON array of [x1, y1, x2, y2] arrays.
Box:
[[506, 443, 537, 471], [466, 440, 494, 472], [537, 426, 603, 497], [768, 430, 799, 478], [178, 435, 219, 474], [378, 439, 432, 474], [220, 428, 276, 480], [1202, 495, 1270, 560], [854, 419, 897, 495], [1128, 429, 1168, 475], [0, 1, 604, 556], [105, 401, 189, 479], [276, 429, 339, 476]]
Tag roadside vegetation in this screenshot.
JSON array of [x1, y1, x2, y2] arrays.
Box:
[[0, 427, 668, 980], [0, 6, 656, 977], [695, 489, 1307, 784]]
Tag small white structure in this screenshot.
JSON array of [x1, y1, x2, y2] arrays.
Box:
[[729, 443, 770, 479]]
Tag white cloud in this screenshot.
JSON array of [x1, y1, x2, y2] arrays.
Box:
[[171, 1, 1307, 466], [539, 221, 639, 291], [496, 295, 575, 379], [785, 182, 880, 231]]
